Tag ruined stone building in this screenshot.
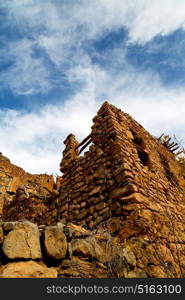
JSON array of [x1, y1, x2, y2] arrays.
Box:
[[3, 101, 185, 231], [1, 101, 185, 277], [58, 101, 185, 226]]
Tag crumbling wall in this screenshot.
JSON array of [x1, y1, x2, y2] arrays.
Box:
[[58, 101, 185, 277], [59, 102, 185, 226], [2, 101, 185, 277], [0, 154, 55, 221]]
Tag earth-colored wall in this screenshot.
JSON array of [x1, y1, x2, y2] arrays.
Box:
[[0, 154, 55, 221], [59, 102, 185, 226], [2, 102, 185, 277], [58, 102, 185, 277]]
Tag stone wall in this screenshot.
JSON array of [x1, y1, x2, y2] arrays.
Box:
[[59, 102, 185, 225], [2, 102, 185, 277], [0, 153, 54, 194], [0, 220, 139, 278], [57, 101, 185, 277], [0, 154, 56, 222]]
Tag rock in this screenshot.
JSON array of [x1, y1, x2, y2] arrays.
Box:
[[110, 185, 138, 199], [57, 257, 107, 278], [76, 208, 88, 220], [127, 269, 147, 278], [64, 223, 90, 238], [122, 246, 136, 267], [95, 202, 106, 211], [44, 225, 67, 259], [0, 261, 57, 278], [94, 216, 103, 225], [119, 193, 146, 204], [147, 265, 167, 278], [2, 221, 19, 232], [57, 221, 65, 229], [125, 130, 134, 139], [71, 236, 106, 263], [89, 186, 101, 196], [0, 225, 3, 243], [0, 193, 4, 215], [2, 221, 41, 259]]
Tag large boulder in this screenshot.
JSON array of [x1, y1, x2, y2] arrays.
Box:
[[2, 221, 41, 259], [0, 261, 57, 278], [44, 225, 67, 259]]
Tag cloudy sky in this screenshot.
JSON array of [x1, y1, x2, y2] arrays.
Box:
[[0, 0, 185, 174]]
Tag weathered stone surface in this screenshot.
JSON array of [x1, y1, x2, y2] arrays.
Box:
[[0, 261, 57, 278], [57, 257, 107, 278], [71, 237, 106, 263], [127, 269, 147, 278], [76, 208, 88, 220], [0, 102, 185, 278], [64, 223, 90, 238], [95, 202, 106, 211], [44, 225, 67, 259], [2, 221, 19, 232], [122, 246, 136, 267], [0, 225, 3, 243], [0, 193, 4, 215], [119, 193, 147, 204], [0, 153, 54, 195], [110, 185, 138, 199], [2, 221, 41, 259], [0, 153, 56, 225]]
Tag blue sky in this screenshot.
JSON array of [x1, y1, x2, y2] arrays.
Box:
[[0, 0, 185, 174]]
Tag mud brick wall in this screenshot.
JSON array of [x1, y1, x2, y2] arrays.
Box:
[[59, 102, 185, 275]]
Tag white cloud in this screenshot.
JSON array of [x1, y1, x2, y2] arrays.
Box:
[[73, 0, 185, 44], [0, 0, 185, 173], [125, 0, 185, 44], [2, 0, 185, 95], [0, 61, 185, 174], [0, 82, 99, 174], [0, 39, 51, 95]]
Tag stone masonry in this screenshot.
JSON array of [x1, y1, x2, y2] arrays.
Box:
[[59, 101, 185, 227], [57, 101, 185, 276], [2, 101, 185, 277], [1, 154, 56, 223]]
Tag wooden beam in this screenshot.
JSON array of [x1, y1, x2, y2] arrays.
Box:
[[76, 134, 91, 149], [170, 146, 180, 152], [78, 138, 92, 155], [158, 133, 164, 140]]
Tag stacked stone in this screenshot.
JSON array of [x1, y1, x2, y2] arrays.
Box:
[[0, 154, 55, 220], [2, 180, 58, 225], [1, 101, 185, 277], [58, 101, 185, 272], [105, 105, 185, 247], [59, 102, 142, 228], [1, 220, 146, 278], [1, 220, 185, 278]]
